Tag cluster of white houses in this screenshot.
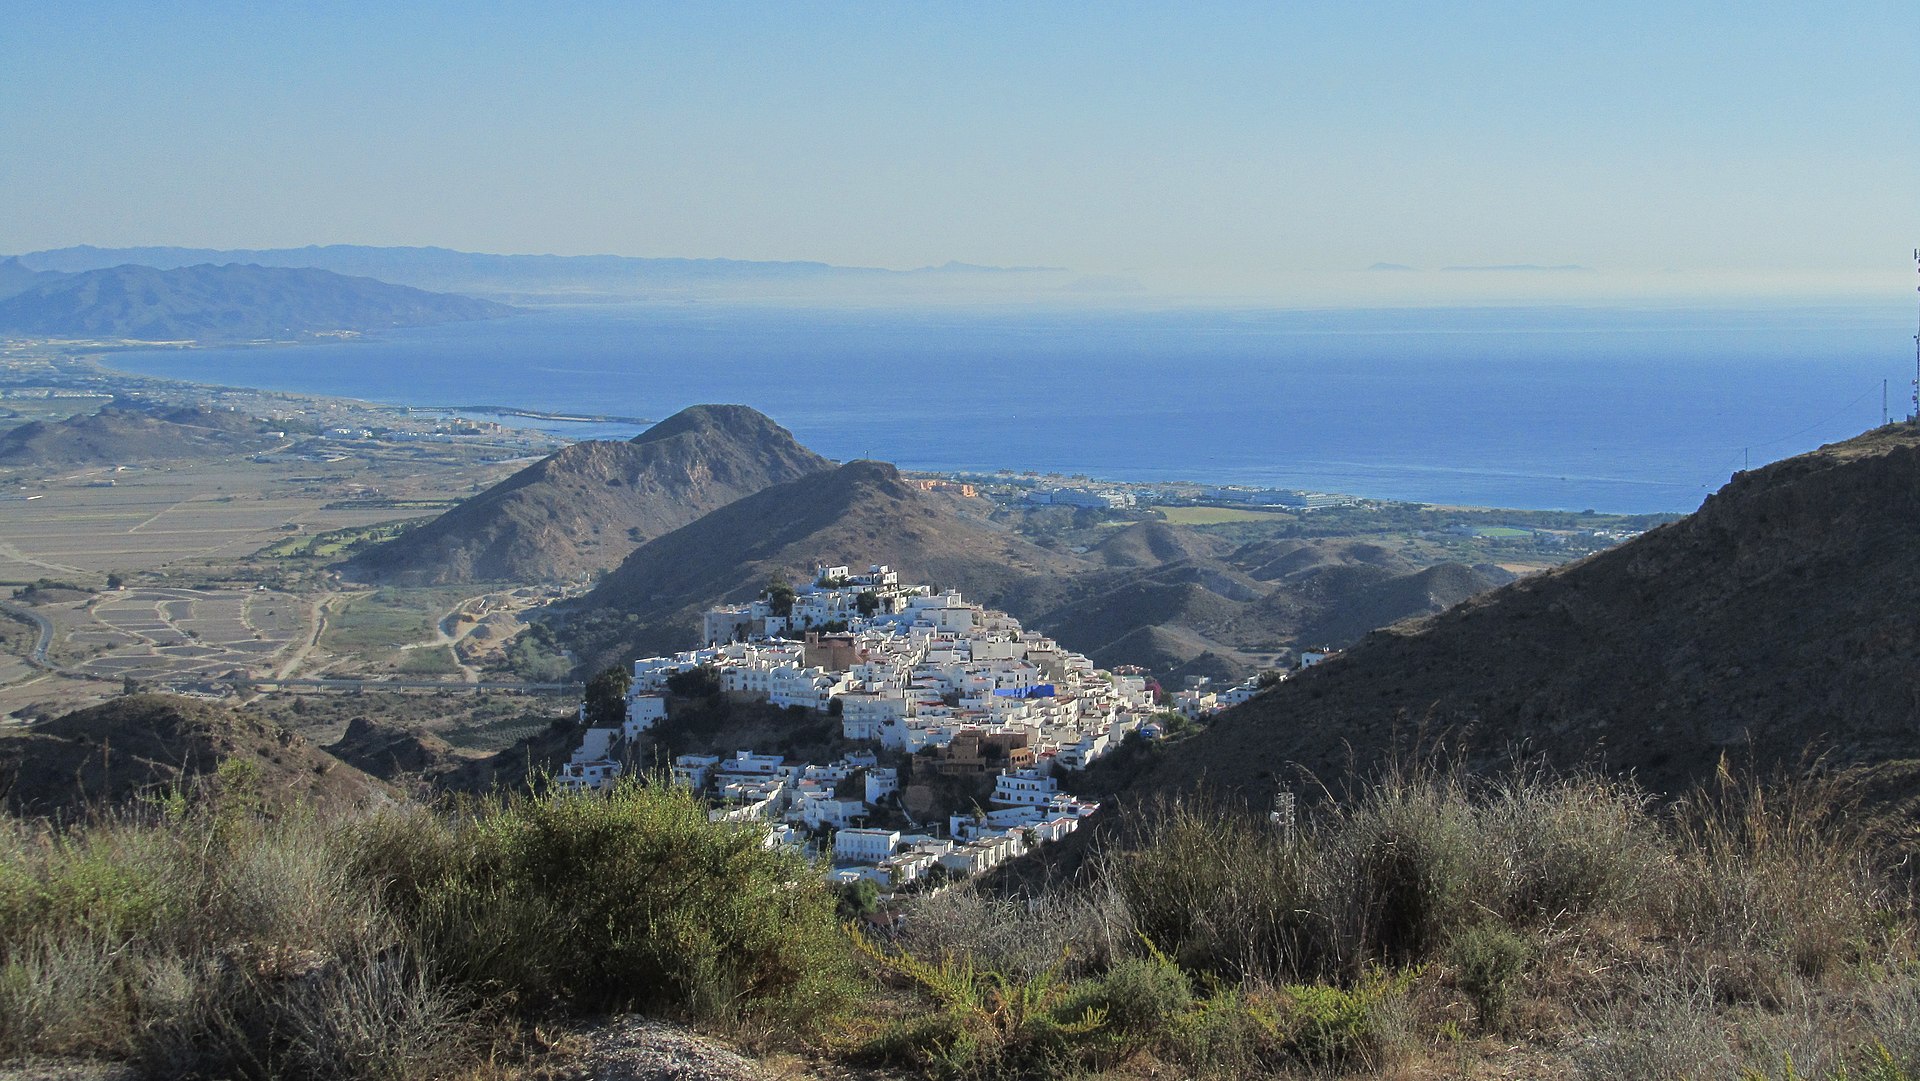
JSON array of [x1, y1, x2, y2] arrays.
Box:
[[555, 563, 1242, 886]]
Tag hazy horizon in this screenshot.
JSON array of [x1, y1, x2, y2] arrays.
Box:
[[4, 4, 1915, 308]]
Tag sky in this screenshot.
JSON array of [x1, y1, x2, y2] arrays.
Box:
[[2, 2, 1916, 304]]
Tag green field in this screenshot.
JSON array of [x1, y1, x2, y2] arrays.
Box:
[[261, 520, 413, 559], [321, 588, 466, 653], [1156, 506, 1294, 526], [395, 645, 461, 676]]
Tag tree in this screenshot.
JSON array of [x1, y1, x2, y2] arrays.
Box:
[[855, 591, 880, 618], [764, 575, 796, 619], [105, 572, 124, 591], [665, 664, 722, 698], [583, 664, 632, 728], [834, 879, 879, 921]]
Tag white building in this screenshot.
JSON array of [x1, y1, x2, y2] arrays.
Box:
[[991, 768, 1059, 808], [624, 693, 667, 737], [834, 827, 901, 864]]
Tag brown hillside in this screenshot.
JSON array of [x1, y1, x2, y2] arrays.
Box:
[[1091, 521, 1228, 567], [564, 459, 1088, 671], [324, 715, 468, 781], [0, 403, 276, 467], [1120, 424, 1920, 803], [345, 404, 830, 585], [0, 694, 389, 817], [1027, 544, 1498, 683]]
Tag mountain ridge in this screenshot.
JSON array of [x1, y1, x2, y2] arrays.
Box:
[[344, 404, 832, 585], [564, 458, 1088, 671], [1115, 423, 1920, 803]]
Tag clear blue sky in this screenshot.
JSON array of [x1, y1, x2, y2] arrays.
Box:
[[3, 2, 1915, 302]]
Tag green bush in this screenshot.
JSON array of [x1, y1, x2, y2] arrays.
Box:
[[1279, 970, 1415, 1069], [1449, 924, 1529, 1031], [351, 779, 857, 1025], [852, 938, 1113, 1080], [1058, 952, 1191, 1040]]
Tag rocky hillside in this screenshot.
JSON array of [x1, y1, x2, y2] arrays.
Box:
[[0, 403, 280, 467], [0, 694, 389, 817], [345, 404, 832, 585], [1118, 424, 1920, 803], [564, 458, 1088, 671], [1027, 524, 1502, 684], [0, 262, 512, 341]]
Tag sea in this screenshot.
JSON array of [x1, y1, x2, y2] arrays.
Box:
[[101, 302, 1914, 515]]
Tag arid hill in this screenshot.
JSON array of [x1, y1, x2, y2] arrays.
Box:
[[1027, 528, 1501, 683], [564, 458, 1088, 672], [0, 694, 389, 817], [323, 715, 466, 782], [1117, 424, 1920, 803], [345, 404, 832, 585], [0, 403, 279, 467]]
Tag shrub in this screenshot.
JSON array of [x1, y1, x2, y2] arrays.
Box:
[[351, 779, 857, 1025], [1059, 952, 1191, 1040], [1662, 761, 1899, 985], [1449, 924, 1529, 1031], [851, 938, 1107, 1080], [1278, 970, 1417, 1070]]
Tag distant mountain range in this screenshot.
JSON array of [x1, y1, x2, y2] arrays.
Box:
[[10, 245, 1073, 303], [345, 404, 832, 585], [1116, 423, 1920, 803], [0, 261, 513, 341]]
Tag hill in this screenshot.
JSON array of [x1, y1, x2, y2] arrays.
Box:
[[344, 404, 831, 585], [1117, 424, 1920, 803], [323, 715, 466, 782], [0, 694, 388, 816], [0, 402, 280, 467], [1089, 520, 1229, 567], [1025, 535, 1500, 683], [563, 459, 1088, 671], [0, 255, 55, 300], [0, 262, 512, 341]]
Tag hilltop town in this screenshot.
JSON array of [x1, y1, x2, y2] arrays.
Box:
[[554, 562, 1272, 889]]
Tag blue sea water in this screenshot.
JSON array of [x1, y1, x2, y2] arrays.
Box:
[[102, 303, 1912, 514]]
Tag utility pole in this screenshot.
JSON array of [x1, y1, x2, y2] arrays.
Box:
[[1912, 249, 1919, 422]]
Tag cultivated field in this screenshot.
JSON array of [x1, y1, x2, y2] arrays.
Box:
[[0, 463, 410, 581], [56, 585, 307, 684]]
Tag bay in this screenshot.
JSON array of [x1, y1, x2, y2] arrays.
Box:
[[101, 302, 1912, 514]]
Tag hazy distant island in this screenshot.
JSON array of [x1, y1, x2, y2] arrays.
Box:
[[0, 260, 514, 342], [8, 244, 1080, 304]]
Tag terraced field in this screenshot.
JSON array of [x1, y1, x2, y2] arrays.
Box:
[[60, 586, 307, 684]]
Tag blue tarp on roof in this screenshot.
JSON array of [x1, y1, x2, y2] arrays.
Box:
[[992, 684, 1055, 699]]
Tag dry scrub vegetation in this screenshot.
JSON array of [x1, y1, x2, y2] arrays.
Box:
[[1, 759, 1917, 1080]]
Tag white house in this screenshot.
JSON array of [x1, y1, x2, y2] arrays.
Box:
[[991, 768, 1059, 808], [624, 693, 667, 737], [834, 827, 901, 864], [671, 754, 721, 790], [864, 767, 899, 804]]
